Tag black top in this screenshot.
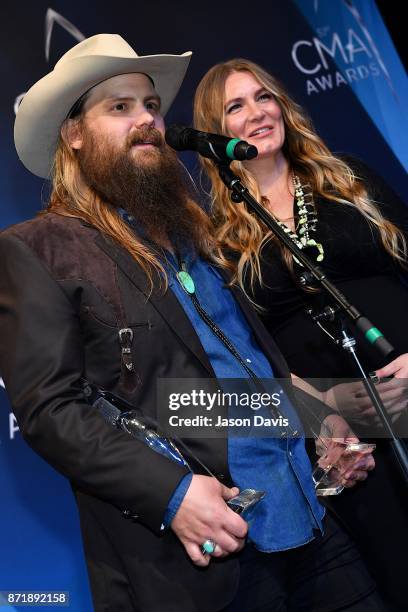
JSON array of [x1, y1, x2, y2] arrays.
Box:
[[244, 159, 408, 610], [246, 158, 408, 382]]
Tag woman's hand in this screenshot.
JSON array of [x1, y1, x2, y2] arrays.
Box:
[[324, 381, 373, 422], [324, 376, 408, 426], [316, 414, 375, 487], [376, 353, 408, 379]]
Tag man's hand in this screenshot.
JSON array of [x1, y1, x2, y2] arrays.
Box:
[[171, 475, 248, 567], [317, 414, 375, 488]]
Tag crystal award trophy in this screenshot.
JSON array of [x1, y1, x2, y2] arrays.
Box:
[[313, 441, 376, 496], [93, 393, 265, 513]]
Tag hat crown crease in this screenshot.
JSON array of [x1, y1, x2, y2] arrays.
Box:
[[54, 34, 139, 70]]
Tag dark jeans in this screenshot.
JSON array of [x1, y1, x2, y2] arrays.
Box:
[[223, 513, 387, 612]]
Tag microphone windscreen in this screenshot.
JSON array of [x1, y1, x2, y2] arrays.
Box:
[[165, 124, 189, 150]]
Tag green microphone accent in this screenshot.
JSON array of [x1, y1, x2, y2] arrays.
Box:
[[226, 138, 240, 159], [365, 327, 383, 344], [177, 271, 195, 294]]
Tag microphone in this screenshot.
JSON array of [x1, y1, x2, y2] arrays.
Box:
[[165, 124, 258, 162]]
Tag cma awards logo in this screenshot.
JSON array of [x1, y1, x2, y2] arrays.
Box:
[[291, 2, 395, 96], [0, 377, 19, 440], [14, 8, 85, 114]]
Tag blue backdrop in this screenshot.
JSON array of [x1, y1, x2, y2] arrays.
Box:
[[1, 1, 406, 610]]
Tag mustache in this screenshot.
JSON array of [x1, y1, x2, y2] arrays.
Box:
[[126, 127, 164, 149]]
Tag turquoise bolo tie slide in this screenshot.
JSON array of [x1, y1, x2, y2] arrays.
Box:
[[201, 539, 216, 555], [176, 270, 195, 294]]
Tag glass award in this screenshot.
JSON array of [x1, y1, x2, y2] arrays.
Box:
[[313, 442, 376, 496], [93, 392, 265, 525]]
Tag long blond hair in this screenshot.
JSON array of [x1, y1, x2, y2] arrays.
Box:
[[46, 123, 225, 293], [194, 58, 407, 291]]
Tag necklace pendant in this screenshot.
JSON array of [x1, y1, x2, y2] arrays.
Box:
[[316, 242, 325, 262], [305, 238, 325, 262], [177, 270, 195, 294]]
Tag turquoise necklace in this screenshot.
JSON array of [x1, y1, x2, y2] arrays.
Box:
[[272, 175, 324, 264]]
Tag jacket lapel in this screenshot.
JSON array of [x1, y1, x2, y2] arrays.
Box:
[[94, 234, 214, 375]]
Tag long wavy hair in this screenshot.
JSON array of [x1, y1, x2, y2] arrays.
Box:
[[46, 121, 225, 293], [194, 58, 407, 292]]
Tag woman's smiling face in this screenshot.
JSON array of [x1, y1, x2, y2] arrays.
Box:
[[224, 70, 285, 160]]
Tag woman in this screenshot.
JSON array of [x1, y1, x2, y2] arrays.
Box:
[[194, 58, 408, 610]]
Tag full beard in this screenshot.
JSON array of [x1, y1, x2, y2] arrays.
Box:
[[77, 126, 204, 252]]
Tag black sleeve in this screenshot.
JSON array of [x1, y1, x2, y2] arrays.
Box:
[[0, 233, 189, 533], [341, 154, 408, 237]]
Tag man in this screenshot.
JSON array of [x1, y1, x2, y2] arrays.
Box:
[[0, 34, 381, 611]]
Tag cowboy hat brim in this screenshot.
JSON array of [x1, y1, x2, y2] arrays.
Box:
[[14, 52, 192, 178]]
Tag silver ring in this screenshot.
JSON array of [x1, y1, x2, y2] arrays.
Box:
[[201, 539, 216, 555]]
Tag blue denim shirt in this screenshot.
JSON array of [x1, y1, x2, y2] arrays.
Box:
[[118, 211, 324, 550], [163, 251, 324, 551]]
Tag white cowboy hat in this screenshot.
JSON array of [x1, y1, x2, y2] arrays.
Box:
[[14, 33, 192, 178]]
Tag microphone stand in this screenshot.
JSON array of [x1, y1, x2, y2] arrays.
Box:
[[215, 162, 408, 485]]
